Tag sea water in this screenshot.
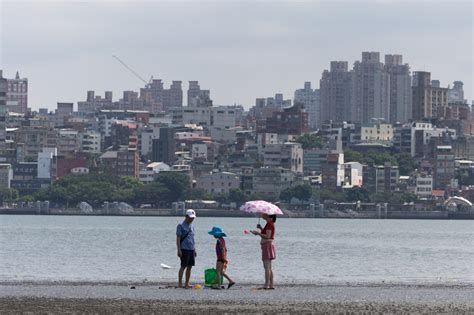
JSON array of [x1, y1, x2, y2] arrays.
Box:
[[1, 215, 473, 284]]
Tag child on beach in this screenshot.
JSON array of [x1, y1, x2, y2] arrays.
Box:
[[208, 226, 236, 290]]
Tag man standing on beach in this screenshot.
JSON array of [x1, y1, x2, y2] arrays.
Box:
[[176, 209, 196, 288]]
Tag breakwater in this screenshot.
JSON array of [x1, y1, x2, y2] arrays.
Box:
[[1, 206, 473, 219]]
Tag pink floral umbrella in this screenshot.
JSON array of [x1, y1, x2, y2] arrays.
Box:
[[240, 200, 284, 216]]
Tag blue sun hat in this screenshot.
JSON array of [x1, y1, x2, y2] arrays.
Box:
[[208, 226, 227, 237]]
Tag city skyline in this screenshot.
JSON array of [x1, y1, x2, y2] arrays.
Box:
[[1, 0, 473, 110]]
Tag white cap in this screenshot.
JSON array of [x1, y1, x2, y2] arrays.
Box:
[[186, 209, 196, 218]]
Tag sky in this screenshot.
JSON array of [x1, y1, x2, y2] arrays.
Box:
[[1, 0, 473, 110]]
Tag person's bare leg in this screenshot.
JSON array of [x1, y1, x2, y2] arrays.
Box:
[[268, 260, 274, 288], [263, 260, 271, 288], [223, 272, 234, 283], [185, 266, 192, 288], [216, 261, 223, 289], [178, 266, 185, 288]]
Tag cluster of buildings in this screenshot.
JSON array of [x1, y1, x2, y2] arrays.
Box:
[[1, 50, 473, 205]]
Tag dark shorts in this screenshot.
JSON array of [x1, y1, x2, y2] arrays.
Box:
[[180, 249, 195, 267]]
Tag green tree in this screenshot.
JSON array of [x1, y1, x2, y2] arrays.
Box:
[[34, 187, 50, 202], [0, 188, 19, 204], [344, 149, 397, 166], [228, 188, 246, 205], [248, 193, 264, 201], [313, 189, 346, 203], [344, 149, 364, 163], [395, 153, 416, 176], [294, 133, 324, 149], [34, 174, 143, 206], [280, 184, 313, 202], [399, 193, 418, 203], [119, 176, 144, 190], [293, 184, 313, 201], [280, 187, 293, 202], [202, 192, 214, 200], [214, 192, 229, 204], [345, 187, 370, 202], [456, 170, 474, 186], [187, 188, 207, 200], [365, 151, 397, 166], [19, 195, 35, 203], [154, 172, 190, 202], [135, 182, 170, 206]]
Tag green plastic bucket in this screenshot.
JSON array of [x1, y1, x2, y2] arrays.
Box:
[[204, 268, 224, 287]]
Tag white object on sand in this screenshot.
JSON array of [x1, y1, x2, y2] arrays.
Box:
[[160, 263, 172, 269]]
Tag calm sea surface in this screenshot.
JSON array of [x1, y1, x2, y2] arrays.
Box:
[[1, 215, 473, 285]]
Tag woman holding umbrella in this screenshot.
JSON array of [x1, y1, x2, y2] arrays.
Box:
[[252, 213, 276, 289], [241, 201, 282, 290]]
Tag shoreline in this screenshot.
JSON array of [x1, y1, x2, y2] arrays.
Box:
[[1, 282, 473, 313], [2, 280, 474, 289]]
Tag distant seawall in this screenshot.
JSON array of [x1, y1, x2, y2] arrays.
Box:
[[1, 207, 473, 219], [0, 208, 254, 218]]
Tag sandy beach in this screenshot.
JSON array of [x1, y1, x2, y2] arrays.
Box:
[[1, 282, 473, 314]]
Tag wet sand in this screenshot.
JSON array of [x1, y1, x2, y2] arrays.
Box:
[[1, 282, 473, 314]]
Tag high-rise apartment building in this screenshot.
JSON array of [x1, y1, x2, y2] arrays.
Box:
[[321, 152, 345, 191], [56, 102, 74, 125], [303, 148, 329, 176], [433, 145, 454, 189], [6, 71, 28, 114], [189, 88, 212, 107], [78, 91, 113, 114], [0, 71, 7, 161], [259, 104, 309, 135], [117, 149, 139, 178], [262, 142, 304, 174], [79, 130, 101, 154], [139, 79, 183, 111], [162, 81, 183, 109], [363, 163, 399, 193], [412, 72, 449, 120], [294, 82, 320, 130], [431, 84, 449, 119], [182, 105, 240, 129], [252, 167, 296, 200], [320, 53, 412, 125], [351, 52, 389, 123], [448, 81, 465, 103], [320, 61, 352, 125], [360, 122, 394, 144], [15, 126, 59, 161], [255, 94, 292, 109], [268, 94, 291, 108], [188, 81, 201, 106], [140, 79, 164, 111], [152, 127, 176, 165], [412, 71, 432, 120], [384, 55, 412, 123]]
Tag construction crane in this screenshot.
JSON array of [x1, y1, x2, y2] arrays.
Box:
[[112, 55, 153, 88]]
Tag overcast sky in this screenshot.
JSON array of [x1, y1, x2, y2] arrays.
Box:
[[1, 0, 472, 110]]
